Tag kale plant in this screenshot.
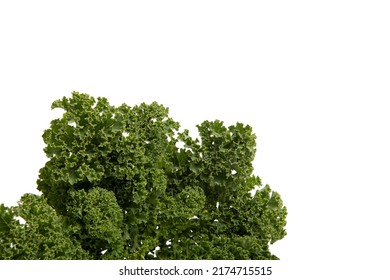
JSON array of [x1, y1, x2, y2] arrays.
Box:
[[0, 92, 287, 259]]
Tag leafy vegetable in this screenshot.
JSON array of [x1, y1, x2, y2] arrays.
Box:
[[0, 91, 287, 259]]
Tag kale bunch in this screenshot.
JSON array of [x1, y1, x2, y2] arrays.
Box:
[[0, 92, 287, 259]]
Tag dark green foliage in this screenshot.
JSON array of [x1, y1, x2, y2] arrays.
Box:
[[0, 92, 287, 259], [0, 195, 89, 259]]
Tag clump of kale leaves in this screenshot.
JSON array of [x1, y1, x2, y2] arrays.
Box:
[[0, 92, 287, 260]]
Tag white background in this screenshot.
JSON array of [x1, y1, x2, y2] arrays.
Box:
[[1, 1, 389, 278]]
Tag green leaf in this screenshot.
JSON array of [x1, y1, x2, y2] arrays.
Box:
[[0, 204, 14, 233], [189, 163, 200, 173]]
